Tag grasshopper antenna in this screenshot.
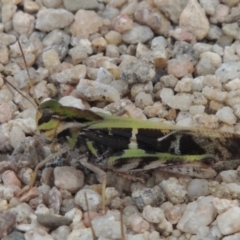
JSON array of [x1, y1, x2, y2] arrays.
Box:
[[17, 39, 40, 106], [3, 76, 38, 109]]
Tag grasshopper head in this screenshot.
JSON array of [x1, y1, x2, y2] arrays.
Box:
[[36, 100, 62, 143]]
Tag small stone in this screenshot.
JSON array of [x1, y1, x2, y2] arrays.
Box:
[[226, 78, 240, 91], [187, 179, 209, 200], [102, 61, 120, 79], [104, 30, 122, 45], [48, 187, 62, 214], [1, 3, 17, 23], [92, 37, 107, 53], [77, 78, 120, 102], [225, 0, 239, 7], [216, 107, 237, 125], [121, 59, 155, 84], [112, 13, 133, 33], [0, 44, 9, 65], [207, 25, 223, 40], [130, 216, 150, 234], [122, 23, 154, 44], [105, 187, 119, 205], [189, 105, 205, 115], [36, 9, 74, 32], [160, 89, 193, 111], [219, 170, 240, 184], [154, 0, 187, 24], [36, 214, 72, 229], [233, 104, 240, 118], [169, 28, 195, 43], [14, 68, 48, 89], [217, 207, 240, 235], [131, 82, 153, 99], [160, 75, 178, 88], [204, 75, 222, 89], [167, 59, 194, 78], [64, 208, 83, 229], [42, 0, 62, 8], [132, 186, 166, 210], [179, 0, 209, 40], [54, 166, 84, 193], [135, 92, 153, 109], [142, 205, 165, 223], [24, 229, 54, 240], [165, 204, 186, 225], [195, 52, 222, 76], [23, 1, 40, 14], [199, 0, 219, 16], [52, 65, 87, 84], [227, 90, 240, 107], [92, 211, 126, 239], [110, 80, 129, 97], [134, 2, 172, 36], [42, 29, 70, 60], [2, 231, 25, 240], [177, 196, 217, 234], [209, 100, 223, 112], [224, 47, 239, 63], [193, 113, 219, 128], [67, 228, 92, 239], [96, 67, 114, 84], [18, 187, 39, 202], [59, 96, 86, 109], [70, 10, 103, 39], [222, 23, 240, 40], [42, 49, 61, 71], [213, 198, 238, 215], [9, 124, 25, 149], [160, 178, 187, 204], [202, 86, 227, 102], [213, 43, 224, 56], [151, 36, 168, 51], [0, 33, 16, 46], [0, 102, 15, 124], [68, 46, 88, 64], [105, 44, 120, 58], [174, 77, 192, 92], [208, 181, 232, 199], [51, 226, 71, 240], [193, 42, 213, 57], [75, 189, 101, 211], [2, 170, 22, 188], [104, 0, 124, 8], [0, 211, 16, 238], [63, 0, 98, 11], [216, 62, 240, 83], [13, 11, 34, 35]]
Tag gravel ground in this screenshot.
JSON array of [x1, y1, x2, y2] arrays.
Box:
[[1, 0, 240, 239]]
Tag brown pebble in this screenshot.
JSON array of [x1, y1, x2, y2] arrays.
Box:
[[0, 211, 16, 238]]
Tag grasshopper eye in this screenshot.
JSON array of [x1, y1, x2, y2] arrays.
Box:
[[37, 108, 53, 126]]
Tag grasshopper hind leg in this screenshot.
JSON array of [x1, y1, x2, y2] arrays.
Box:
[[159, 164, 217, 179]]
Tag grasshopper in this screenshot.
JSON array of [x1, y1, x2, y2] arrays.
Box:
[[36, 99, 240, 182]]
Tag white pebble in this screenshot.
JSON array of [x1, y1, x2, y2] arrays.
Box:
[[216, 107, 237, 125], [177, 196, 217, 234], [74, 189, 101, 211], [160, 178, 187, 204], [217, 207, 240, 235]]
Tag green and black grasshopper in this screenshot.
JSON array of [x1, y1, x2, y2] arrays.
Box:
[[36, 99, 240, 181]]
